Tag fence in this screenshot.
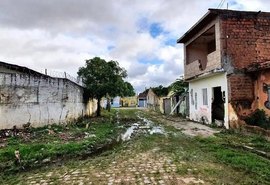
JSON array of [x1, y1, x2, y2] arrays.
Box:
[[35, 69, 85, 87]]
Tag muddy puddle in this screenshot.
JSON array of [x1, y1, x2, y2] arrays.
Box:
[[119, 113, 166, 141]]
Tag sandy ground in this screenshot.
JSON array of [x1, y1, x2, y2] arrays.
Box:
[[146, 110, 220, 137]]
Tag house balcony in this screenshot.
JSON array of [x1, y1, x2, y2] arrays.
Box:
[[184, 25, 221, 81]]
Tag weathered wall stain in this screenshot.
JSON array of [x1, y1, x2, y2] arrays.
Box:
[[0, 70, 97, 129]]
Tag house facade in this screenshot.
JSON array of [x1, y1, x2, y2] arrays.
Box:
[[0, 61, 97, 129], [121, 96, 137, 107], [178, 9, 270, 128], [146, 88, 159, 111], [160, 91, 188, 116], [101, 96, 121, 108], [138, 90, 148, 107]]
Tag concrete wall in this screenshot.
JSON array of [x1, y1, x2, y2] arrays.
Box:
[[121, 96, 137, 107], [146, 89, 159, 111], [189, 73, 229, 128], [0, 72, 96, 129]]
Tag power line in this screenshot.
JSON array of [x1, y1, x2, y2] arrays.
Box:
[[217, 0, 226, 9]]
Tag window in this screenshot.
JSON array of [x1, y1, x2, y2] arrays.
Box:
[[202, 88, 208, 105], [190, 89, 194, 105], [195, 92, 197, 110]]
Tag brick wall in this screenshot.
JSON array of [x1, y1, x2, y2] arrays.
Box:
[[220, 12, 270, 70], [228, 74, 254, 101]]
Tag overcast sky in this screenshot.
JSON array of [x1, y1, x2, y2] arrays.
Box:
[[0, 0, 269, 93]]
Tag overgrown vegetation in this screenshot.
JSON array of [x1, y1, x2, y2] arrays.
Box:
[[0, 110, 122, 176], [134, 129, 270, 184], [144, 76, 188, 97], [1, 109, 270, 184], [245, 109, 270, 130]]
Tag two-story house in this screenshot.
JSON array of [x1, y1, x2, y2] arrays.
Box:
[[177, 9, 270, 129]]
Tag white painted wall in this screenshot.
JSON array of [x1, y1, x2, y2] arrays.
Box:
[[0, 72, 96, 129], [189, 73, 229, 128]]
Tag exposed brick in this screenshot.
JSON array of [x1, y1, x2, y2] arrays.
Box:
[[221, 15, 270, 70], [228, 74, 254, 101]]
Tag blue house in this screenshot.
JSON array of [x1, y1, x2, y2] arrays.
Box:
[[101, 96, 121, 108]]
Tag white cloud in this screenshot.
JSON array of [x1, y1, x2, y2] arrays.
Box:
[[0, 0, 269, 93]]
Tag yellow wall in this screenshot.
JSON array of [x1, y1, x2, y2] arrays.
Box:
[[86, 99, 98, 116], [121, 96, 138, 107]]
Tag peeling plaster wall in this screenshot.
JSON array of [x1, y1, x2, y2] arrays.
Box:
[[219, 12, 270, 127], [189, 73, 229, 128], [0, 72, 95, 129], [254, 69, 270, 114]]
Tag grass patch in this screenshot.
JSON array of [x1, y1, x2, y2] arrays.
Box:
[[1, 109, 270, 185], [0, 110, 122, 176]]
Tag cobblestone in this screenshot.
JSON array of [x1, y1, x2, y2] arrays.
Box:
[[23, 149, 205, 185]]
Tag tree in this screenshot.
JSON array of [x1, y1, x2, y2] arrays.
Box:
[[78, 57, 127, 116], [152, 85, 169, 97], [122, 81, 136, 97], [169, 77, 188, 96]]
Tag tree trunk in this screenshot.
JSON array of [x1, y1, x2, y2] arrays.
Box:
[[97, 98, 101, 117], [106, 97, 111, 112]]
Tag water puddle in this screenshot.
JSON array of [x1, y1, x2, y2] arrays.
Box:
[[149, 126, 164, 135], [121, 125, 138, 141], [120, 114, 166, 141]]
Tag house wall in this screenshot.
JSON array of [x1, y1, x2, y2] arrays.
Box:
[[138, 99, 146, 107], [220, 12, 270, 71], [184, 17, 222, 80], [101, 97, 121, 108], [0, 72, 95, 129], [189, 73, 229, 128], [159, 97, 168, 114], [219, 12, 270, 127], [228, 74, 254, 101], [255, 69, 270, 114], [147, 89, 159, 110], [121, 96, 137, 107]]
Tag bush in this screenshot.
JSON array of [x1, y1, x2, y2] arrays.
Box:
[[245, 109, 270, 130]]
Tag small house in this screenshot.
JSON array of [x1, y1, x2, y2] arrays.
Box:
[[177, 9, 270, 128]]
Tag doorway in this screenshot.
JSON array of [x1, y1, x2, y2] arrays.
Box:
[[212, 87, 224, 125]]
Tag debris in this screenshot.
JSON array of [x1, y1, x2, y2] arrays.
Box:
[[14, 150, 21, 165], [23, 122, 31, 130], [12, 125, 18, 136], [48, 129, 55, 135], [149, 126, 165, 135], [0, 143, 6, 148], [84, 133, 96, 139], [42, 158, 51, 163]]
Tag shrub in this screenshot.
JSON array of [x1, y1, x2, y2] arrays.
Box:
[[245, 109, 270, 130]]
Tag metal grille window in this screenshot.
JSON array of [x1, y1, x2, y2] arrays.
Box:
[[202, 88, 208, 105]]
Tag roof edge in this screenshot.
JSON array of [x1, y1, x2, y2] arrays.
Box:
[[177, 9, 216, 43], [177, 8, 266, 44]]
